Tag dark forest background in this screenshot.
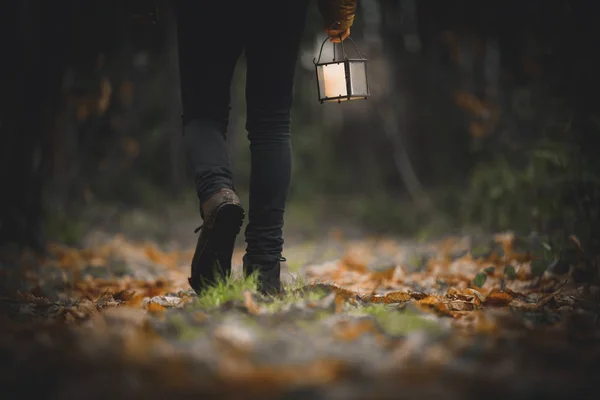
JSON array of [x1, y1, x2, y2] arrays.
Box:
[[1, 0, 599, 274]]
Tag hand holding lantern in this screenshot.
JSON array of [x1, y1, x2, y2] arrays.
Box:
[[313, 35, 370, 104]]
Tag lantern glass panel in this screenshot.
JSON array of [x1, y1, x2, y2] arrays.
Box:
[[349, 61, 368, 97], [317, 62, 347, 100]]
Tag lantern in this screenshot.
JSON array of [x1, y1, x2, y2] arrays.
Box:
[[313, 36, 370, 104]]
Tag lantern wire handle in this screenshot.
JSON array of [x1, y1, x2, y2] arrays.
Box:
[[313, 35, 366, 65], [339, 34, 346, 59], [313, 36, 329, 64], [333, 39, 336, 61], [345, 36, 367, 59]]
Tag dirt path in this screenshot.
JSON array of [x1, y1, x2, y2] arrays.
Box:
[[1, 210, 599, 399]]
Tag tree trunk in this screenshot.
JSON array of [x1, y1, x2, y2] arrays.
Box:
[[0, 0, 70, 251]]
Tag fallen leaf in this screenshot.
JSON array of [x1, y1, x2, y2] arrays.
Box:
[[370, 266, 399, 281], [483, 289, 513, 306], [146, 302, 166, 315], [333, 319, 379, 341], [384, 291, 413, 303], [243, 291, 262, 315], [334, 293, 346, 313], [446, 301, 475, 311], [114, 289, 137, 302], [340, 254, 368, 274], [145, 245, 162, 263]]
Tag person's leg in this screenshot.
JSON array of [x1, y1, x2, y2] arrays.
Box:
[[177, 0, 245, 291], [243, 0, 310, 293], [176, 0, 243, 205]]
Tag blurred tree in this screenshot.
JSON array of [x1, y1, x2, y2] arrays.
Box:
[[0, 0, 71, 250], [1, 0, 597, 279]]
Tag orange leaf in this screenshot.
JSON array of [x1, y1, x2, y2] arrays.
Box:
[[339, 254, 368, 274], [383, 291, 412, 303], [333, 319, 377, 341], [370, 266, 398, 281], [147, 302, 166, 315], [243, 291, 262, 315], [125, 293, 145, 308], [145, 245, 162, 263], [416, 295, 442, 305], [483, 289, 513, 306], [114, 289, 137, 302], [416, 295, 455, 317], [334, 293, 345, 313]]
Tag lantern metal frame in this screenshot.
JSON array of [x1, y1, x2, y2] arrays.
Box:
[[313, 35, 370, 104]]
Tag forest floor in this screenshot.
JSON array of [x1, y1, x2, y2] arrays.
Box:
[[1, 203, 600, 400]]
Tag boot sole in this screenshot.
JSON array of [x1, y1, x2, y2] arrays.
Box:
[[212, 202, 245, 278], [189, 202, 245, 292]]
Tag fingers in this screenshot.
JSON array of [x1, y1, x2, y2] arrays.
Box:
[[326, 28, 350, 43], [329, 28, 350, 43]]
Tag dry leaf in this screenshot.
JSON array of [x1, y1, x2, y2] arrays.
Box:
[[243, 291, 262, 315], [384, 291, 413, 303], [446, 301, 475, 311], [333, 319, 378, 341], [484, 289, 513, 306], [114, 290, 137, 302], [146, 302, 166, 315]]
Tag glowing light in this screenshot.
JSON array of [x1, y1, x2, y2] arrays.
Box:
[[322, 63, 347, 98]]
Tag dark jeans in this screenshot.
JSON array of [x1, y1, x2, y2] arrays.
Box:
[[176, 0, 309, 258]]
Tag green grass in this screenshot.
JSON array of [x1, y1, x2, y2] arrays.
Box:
[[187, 269, 443, 339], [351, 304, 444, 335], [190, 270, 332, 313], [193, 268, 260, 309], [264, 279, 330, 313]]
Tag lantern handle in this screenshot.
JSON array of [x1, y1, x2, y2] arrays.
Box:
[[313, 35, 366, 65], [344, 36, 367, 59], [313, 36, 330, 64]]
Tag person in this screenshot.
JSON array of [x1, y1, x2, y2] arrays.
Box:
[[176, 0, 357, 296]]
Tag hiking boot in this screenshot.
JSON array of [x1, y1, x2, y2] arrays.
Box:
[[242, 254, 286, 296], [188, 188, 245, 294]]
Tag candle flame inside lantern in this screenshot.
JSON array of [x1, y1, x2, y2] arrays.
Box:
[[323, 63, 347, 99]]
